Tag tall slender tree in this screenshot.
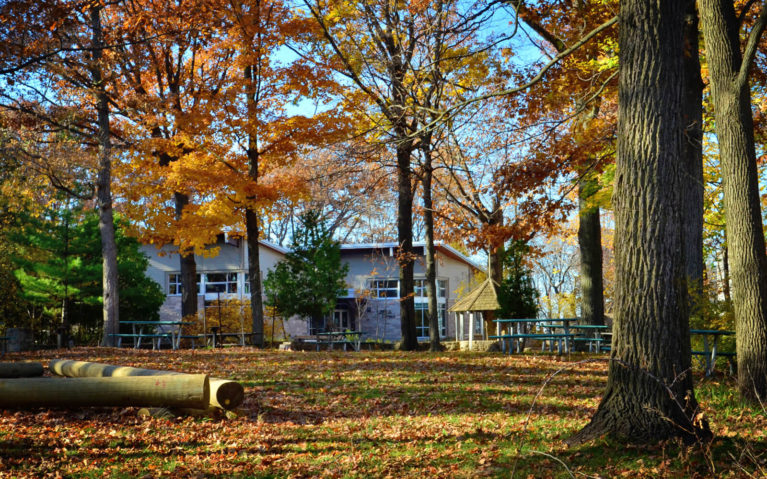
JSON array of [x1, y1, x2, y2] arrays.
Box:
[[0, 0, 122, 345], [699, 0, 767, 402]]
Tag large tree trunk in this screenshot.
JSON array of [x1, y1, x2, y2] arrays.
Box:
[[245, 65, 265, 347], [398, 141, 417, 350], [90, 5, 120, 347], [577, 181, 604, 326], [246, 209, 264, 347], [175, 192, 198, 319], [421, 142, 440, 352], [699, 0, 767, 402], [567, 0, 708, 445], [682, 0, 705, 321]]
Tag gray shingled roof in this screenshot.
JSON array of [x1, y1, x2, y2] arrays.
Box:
[[449, 278, 500, 312]]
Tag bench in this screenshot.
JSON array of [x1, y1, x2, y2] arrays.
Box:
[[109, 333, 174, 349], [692, 350, 736, 375], [315, 331, 362, 351], [572, 336, 605, 353], [207, 328, 257, 347], [0, 336, 8, 356], [490, 333, 575, 354]]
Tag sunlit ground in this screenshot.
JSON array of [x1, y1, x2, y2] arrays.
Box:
[[0, 348, 764, 478]]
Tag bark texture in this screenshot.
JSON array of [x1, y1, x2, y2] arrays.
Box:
[[421, 141, 440, 351], [398, 141, 417, 350], [567, 0, 707, 445], [91, 5, 120, 347], [246, 209, 264, 347], [681, 0, 705, 318], [577, 182, 604, 326], [699, 0, 767, 402], [245, 64, 265, 347], [175, 192, 198, 319]]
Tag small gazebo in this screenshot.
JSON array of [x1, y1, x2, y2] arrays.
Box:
[[449, 278, 500, 350]]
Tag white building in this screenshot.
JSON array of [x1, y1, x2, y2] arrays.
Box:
[[141, 237, 483, 342]]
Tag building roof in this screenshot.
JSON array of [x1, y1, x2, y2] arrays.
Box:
[[449, 278, 500, 312], [340, 242, 483, 271]]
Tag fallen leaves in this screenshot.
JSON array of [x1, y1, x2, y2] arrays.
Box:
[[0, 348, 762, 477]]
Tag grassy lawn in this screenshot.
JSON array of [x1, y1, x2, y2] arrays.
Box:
[[1, 348, 765, 478]]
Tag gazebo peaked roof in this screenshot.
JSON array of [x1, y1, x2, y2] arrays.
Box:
[[449, 278, 500, 313]]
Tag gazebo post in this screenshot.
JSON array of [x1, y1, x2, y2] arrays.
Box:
[[468, 312, 474, 350]]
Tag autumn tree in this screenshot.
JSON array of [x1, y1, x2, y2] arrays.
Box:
[[699, 0, 767, 402], [502, 1, 620, 327], [305, 0, 423, 349], [111, 0, 234, 323], [0, 1, 122, 345], [222, 0, 346, 345], [567, 0, 709, 444]]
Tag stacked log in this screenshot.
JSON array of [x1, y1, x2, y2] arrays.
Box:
[[0, 374, 209, 408], [0, 362, 44, 378], [49, 359, 244, 410]]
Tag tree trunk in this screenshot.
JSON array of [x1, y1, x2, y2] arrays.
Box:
[[90, 5, 120, 347], [577, 181, 604, 326], [421, 142, 440, 352], [398, 141, 417, 350], [246, 209, 264, 347], [567, 0, 708, 445], [245, 65, 265, 347], [0, 374, 209, 409], [682, 0, 705, 321], [49, 359, 243, 410], [486, 207, 505, 286], [699, 0, 767, 402], [722, 240, 732, 303], [173, 192, 199, 320]]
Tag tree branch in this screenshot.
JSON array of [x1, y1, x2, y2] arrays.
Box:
[[736, 1, 767, 91]]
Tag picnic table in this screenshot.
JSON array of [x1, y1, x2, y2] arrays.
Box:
[[112, 321, 193, 350], [491, 318, 578, 354], [548, 324, 610, 353], [690, 329, 735, 376], [315, 331, 363, 352]]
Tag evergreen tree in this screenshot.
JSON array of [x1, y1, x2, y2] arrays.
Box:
[[11, 206, 164, 344], [496, 240, 538, 319], [264, 211, 349, 331]]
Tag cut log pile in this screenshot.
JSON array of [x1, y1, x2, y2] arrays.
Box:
[[49, 359, 244, 410], [0, 359, 244, 414]]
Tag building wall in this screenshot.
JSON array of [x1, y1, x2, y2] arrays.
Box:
[[338, 247, 478, 342], [142, 241, 480, 342], [141, 241, 287, 325]]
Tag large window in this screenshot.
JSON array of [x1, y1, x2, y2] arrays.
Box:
[[333, 308, 350, 330], [168, 273, 201, 295], [369, 279, 399, 298], [204, 273, 238, 294], [414, 279, 447, 298], [414, 279, 448, 338], [415, 303, 447, 338]]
